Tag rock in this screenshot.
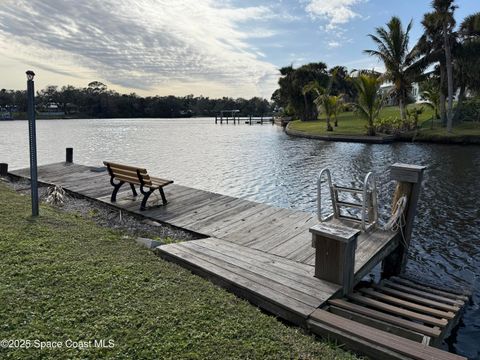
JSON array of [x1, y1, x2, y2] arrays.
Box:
[[136, 237, 163, 249], [142, 219, 162, 227]]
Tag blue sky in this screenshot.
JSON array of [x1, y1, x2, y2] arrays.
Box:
[[0, 0, 478, 98]]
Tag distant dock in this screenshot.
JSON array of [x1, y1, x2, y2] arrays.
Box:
[[215, 110, 273, 124]]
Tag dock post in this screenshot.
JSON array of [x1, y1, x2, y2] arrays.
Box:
[[249, 115, 252, 125], [66, 147, 73, 163], [310, 223, 360, 295], [215, 116, 217, 124], [261, 116, 263, 125], [381, 163, 426, 278], [0, 163, 8, 176]]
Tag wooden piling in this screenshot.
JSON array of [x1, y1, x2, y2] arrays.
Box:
[[310, 223, 360, 295], [382, 163, 426, 278], [66, 147, 73, 163], [0, 163, 8, 176]]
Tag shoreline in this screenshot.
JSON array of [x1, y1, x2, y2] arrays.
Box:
[[285, 122, 480, 145]]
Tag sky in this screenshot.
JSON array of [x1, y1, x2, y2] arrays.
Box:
[[0, 0, 478, 99]]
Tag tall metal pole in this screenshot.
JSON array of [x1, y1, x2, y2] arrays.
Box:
[[26, 70, 39, 217]]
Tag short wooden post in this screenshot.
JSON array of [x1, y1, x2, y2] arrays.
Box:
[[215, 116, 217, 124], [310, 223, 360, 295], [0, 163, 8, 176], [66, 147, 73, 163], [381, 163, 426, 278], [249, 115, 252, 125]]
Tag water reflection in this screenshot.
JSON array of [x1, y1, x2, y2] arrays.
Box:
[[0, 118, 479, 358]]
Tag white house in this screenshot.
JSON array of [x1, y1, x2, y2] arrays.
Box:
[[379, 82, 422, 105]]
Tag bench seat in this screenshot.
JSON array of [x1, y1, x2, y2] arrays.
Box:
[[103, 161, 173, 211]]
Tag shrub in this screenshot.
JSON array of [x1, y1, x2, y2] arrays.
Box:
[[373, 116, 404, 134], [457, 98, 480, 122]]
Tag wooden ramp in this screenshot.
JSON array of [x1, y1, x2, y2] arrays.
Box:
[[310, 274, 470, 359], [155, 237, 341, 326]]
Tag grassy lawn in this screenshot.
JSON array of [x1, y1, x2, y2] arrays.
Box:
[[0, 182, 357, 360], [287, 105, 480, 140], [412, 120, 480, 140]]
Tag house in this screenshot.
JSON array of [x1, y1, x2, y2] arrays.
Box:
[[379, 82, 422, 106]]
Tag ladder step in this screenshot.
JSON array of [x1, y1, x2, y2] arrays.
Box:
[[336, 201, 363, 209], [333, 185, 364, 194], [338, 214, 363, 223]]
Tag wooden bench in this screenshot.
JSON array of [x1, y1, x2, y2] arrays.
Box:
[[103, 161, 173, 211]]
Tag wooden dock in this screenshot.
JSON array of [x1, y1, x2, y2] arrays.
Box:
[[8, 160, 469, 359], [214, 115, 273, 125], [10, 162, 397, 323]]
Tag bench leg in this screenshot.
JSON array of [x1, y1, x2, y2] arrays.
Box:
[[140, 189, 154, 211], [130, 183, 138, 197], [111, 180, 125, 202], [159, 187, 168, 205]]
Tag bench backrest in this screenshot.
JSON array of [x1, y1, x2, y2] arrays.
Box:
[[103, 161, 153, 186]]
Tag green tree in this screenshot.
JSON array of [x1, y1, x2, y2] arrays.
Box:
[[353, 74, 384, 136], [330, 95, 344, 127], [420, 77, 441, 125], [454, 12, 480, 118], [364, 17, 427, 124], [275, 63, 329, 121], [431, 0, 457, 131]]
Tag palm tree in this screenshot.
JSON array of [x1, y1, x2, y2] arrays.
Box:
[[302, 81, 334, 131], [364, 17, 427, 124], [421, 85, 441, 128], [330, 95, 344, 127], [454, 12, 480, 119], [316, 95, 336, 131], [353, 74, 384, 136], [431, 0, 457, 132], [417, 12, 448, 125]]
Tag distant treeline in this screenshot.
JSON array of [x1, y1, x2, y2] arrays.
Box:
[[0, 81, 273, 118]]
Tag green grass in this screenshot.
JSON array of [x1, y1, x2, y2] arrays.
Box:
[[412, 120, 480, 140], [289, 105, 444, 137], [0, 183, 357, 360]]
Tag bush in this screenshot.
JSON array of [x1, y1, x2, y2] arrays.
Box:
[[458, 98, 480, 122], [374, 116, 404, 134]]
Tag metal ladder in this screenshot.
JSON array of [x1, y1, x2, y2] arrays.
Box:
[[317, 168, 378, 231]]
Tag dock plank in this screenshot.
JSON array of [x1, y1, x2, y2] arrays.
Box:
[[9, 162, 401, 334]]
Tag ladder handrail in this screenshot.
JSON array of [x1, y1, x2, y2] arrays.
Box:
[[361, 172, 378, 231], [317, 168, 379, 231], [317, 168, 335, 222]]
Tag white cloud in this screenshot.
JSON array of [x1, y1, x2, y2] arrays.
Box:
[[305, 0, 365, 30], [0, 0, 282, 98], [327, 41, 341, 48]]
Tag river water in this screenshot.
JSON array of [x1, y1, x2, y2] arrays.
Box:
[[1, 118, 479, 358]]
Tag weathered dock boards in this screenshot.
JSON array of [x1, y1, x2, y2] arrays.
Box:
[[156, 237, 341, 326], [309, 274, 469, 359], [10, 162, 398, 325], [9, 161, 468, 359]]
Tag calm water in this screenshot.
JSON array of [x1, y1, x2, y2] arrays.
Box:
[[1, 118, 479, 358]]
